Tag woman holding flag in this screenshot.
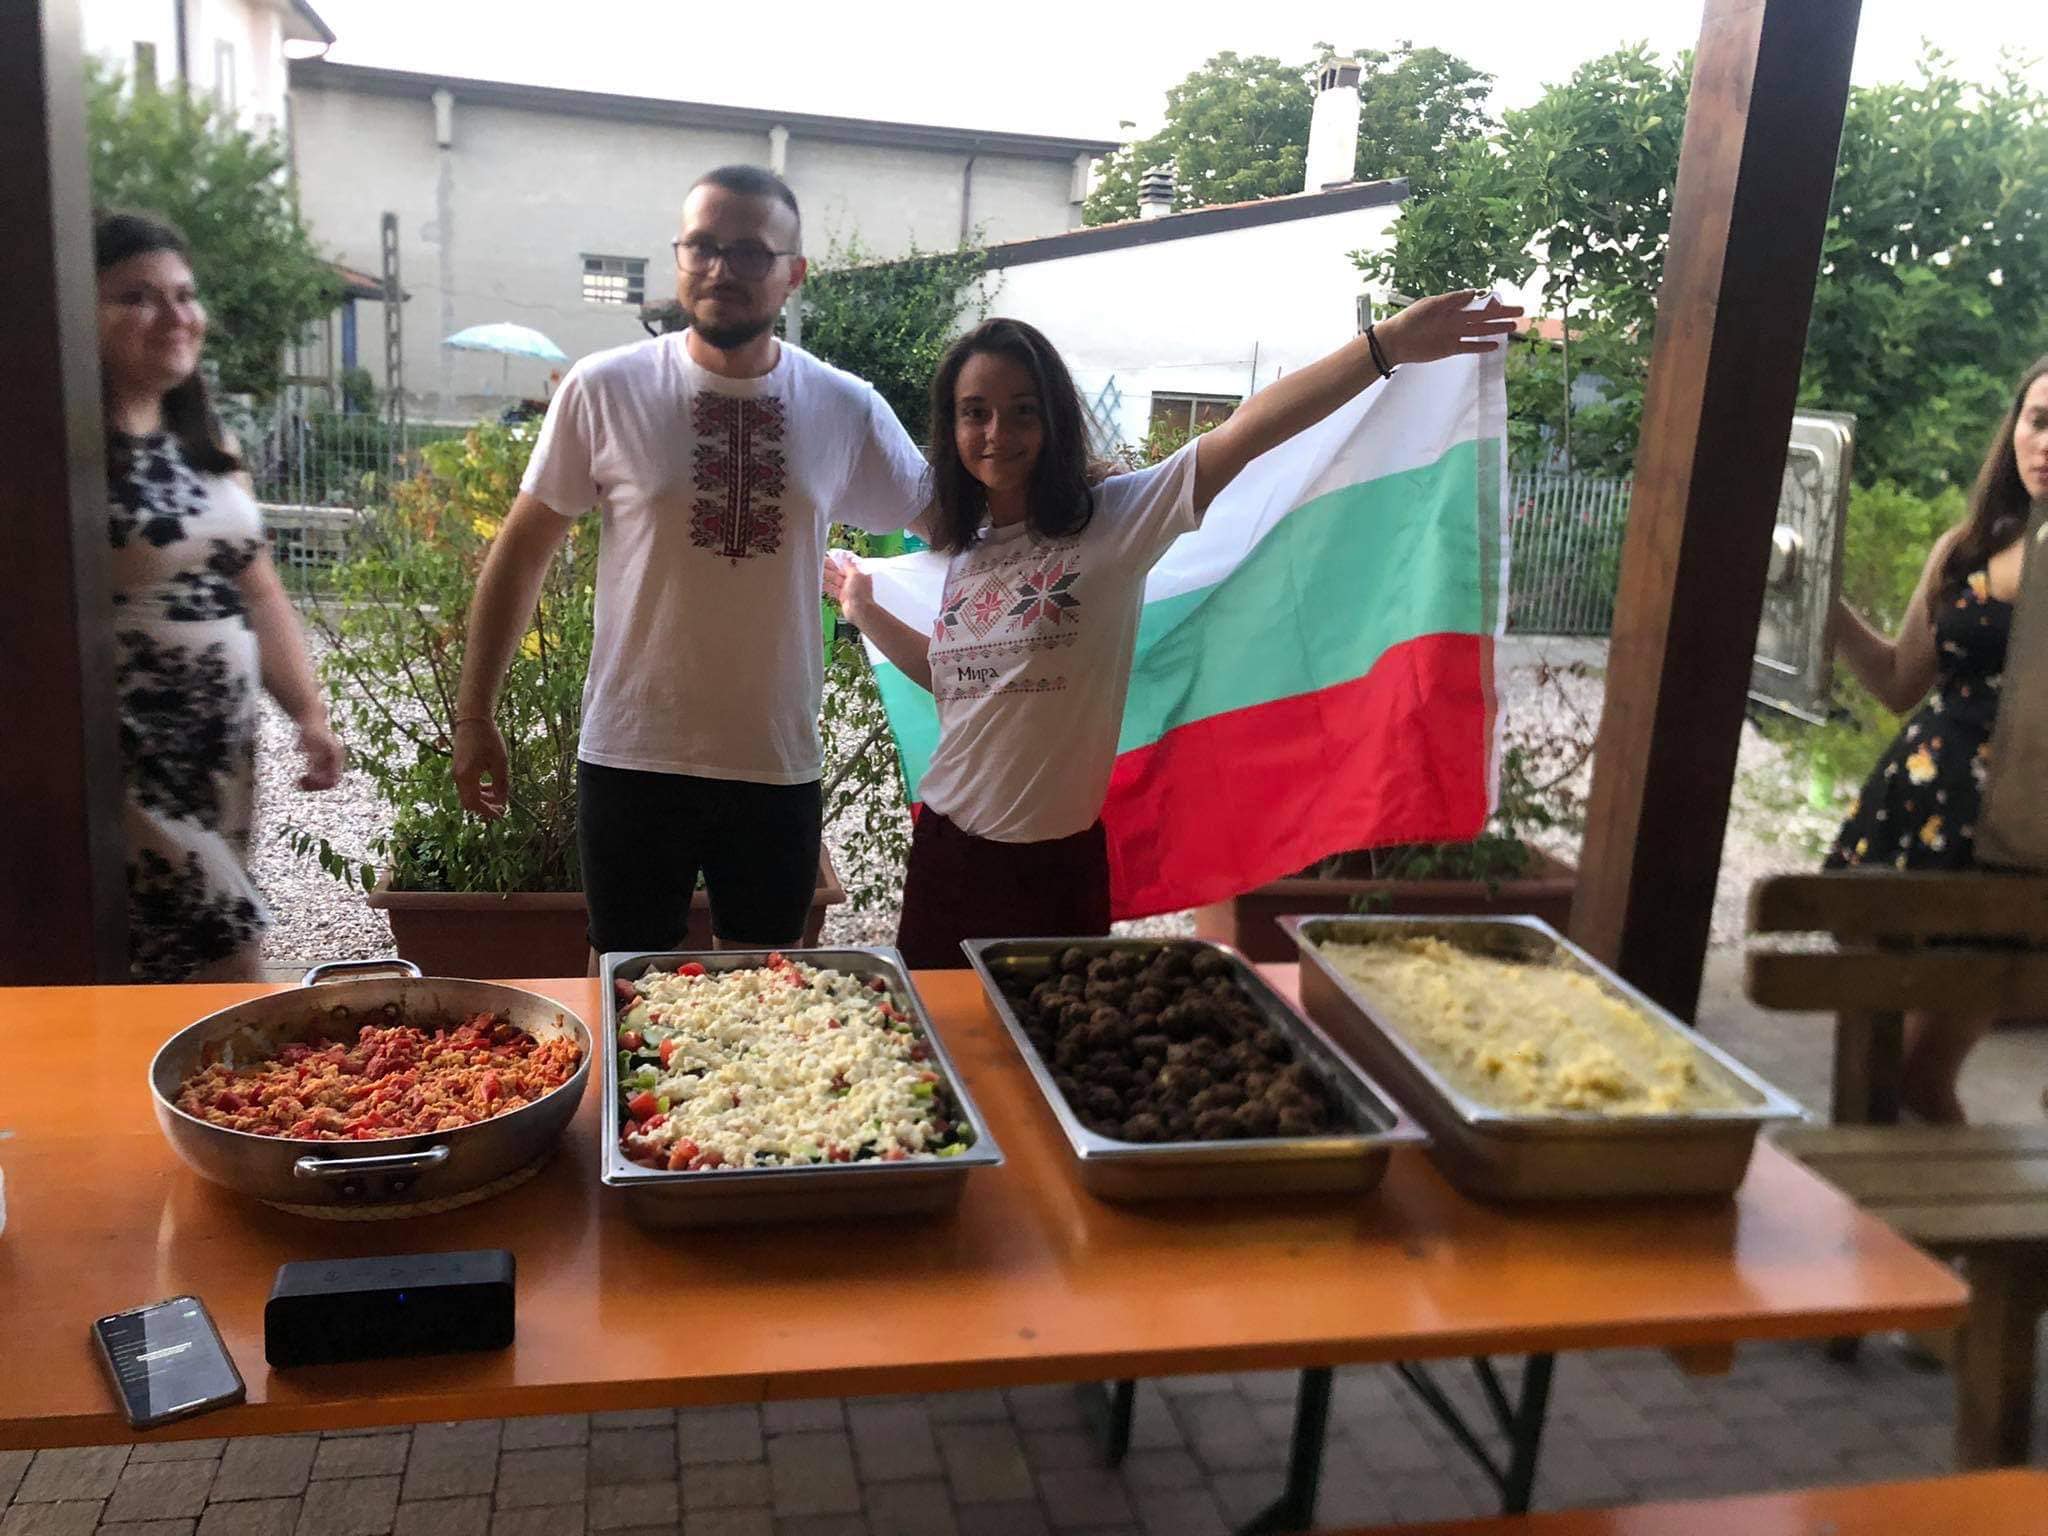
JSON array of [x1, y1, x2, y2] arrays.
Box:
[[826, 290, 1520, 968]]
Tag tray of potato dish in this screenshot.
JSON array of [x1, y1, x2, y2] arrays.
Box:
[[600, 948, 1001, 1225], [1282, 915, 1803, 1201]]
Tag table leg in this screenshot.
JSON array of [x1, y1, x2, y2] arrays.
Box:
[[1394, 1354, 1556, 1515], [1953, 1256, 2041, 1468], [1235, 1366, 1333, 1535], [1079, 1379, 1137, 1467]]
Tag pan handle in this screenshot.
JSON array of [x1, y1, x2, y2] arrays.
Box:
[[301, 958, 424, 987], [292, 1145, 451, 1201]]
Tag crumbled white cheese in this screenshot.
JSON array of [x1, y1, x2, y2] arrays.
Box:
[[619, 958, 951, 1168]]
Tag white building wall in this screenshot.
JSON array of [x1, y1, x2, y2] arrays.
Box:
[[974, 202, 1403, 450], [290, 77, 1094, 416], [80, 0, 291, 134]]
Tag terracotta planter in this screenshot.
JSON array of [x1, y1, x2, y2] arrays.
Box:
[[1193, 846, 1578, 963], [366, 850, 847, 979]]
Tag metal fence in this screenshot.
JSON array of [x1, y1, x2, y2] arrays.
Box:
[[1505, 468, 1634, 636], [250, 406, 478, 588]]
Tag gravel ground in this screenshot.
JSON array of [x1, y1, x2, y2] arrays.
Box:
[[251, 632, 1835, 966]]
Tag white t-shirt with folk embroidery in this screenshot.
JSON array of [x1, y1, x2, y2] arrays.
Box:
[[916, 443, 1201, 843], [522, 334, 928, 784]]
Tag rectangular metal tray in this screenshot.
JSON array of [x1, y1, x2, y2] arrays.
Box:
[[599, 947, 1002, 1226], [961, 936, 1425, 1202], [1282, 915, 1806, 1201]]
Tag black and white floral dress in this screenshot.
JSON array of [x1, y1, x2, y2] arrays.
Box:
[[109, 434, 269, 980]]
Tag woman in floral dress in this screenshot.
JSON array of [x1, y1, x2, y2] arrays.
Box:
[[98, 212, 344, 981], [1824, 355, 2048, 1120]]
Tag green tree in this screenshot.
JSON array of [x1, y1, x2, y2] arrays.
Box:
[[85, 63, 338, 401], [1361, 45, 1689, 474], [1368, 46, 2048, 491], [1084, 44, 1495, 225], [1351, 44, 1496, 195], [1798, 55, 2048, 495]]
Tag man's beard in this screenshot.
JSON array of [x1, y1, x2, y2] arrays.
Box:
[[683, 306, 776, 351]]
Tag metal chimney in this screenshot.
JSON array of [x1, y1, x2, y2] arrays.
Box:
[[1304, 59, 1362, 192], [1137, 164, 1175, 220]]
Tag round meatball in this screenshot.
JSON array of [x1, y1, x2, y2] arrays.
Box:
[[1193, 1108, 1239, 1140], [1191, 949, 1231, 981], [1232, 1099, 1280, 1137], [1059, 947, 1091, 976], [1120, 1111, 1165, 1143], [1082, 1083, 1123, 1120], [1275, 1106, 1322, 1138]]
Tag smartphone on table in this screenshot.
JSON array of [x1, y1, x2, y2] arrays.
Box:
[[91, 1296, 245, 1430]]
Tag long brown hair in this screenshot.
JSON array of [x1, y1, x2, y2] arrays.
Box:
[[94, 210, 241, 477], [923, 318, 1097, 555], [1940, 353, 2047, 595]]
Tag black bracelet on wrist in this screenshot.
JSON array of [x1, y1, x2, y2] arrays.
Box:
[[1365, 324, 1397, 381]]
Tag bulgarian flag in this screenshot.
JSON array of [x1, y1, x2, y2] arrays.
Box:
[[859, 344, 1507, 920]]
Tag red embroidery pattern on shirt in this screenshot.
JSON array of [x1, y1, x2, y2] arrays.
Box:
[[689, 394, 788, 562]]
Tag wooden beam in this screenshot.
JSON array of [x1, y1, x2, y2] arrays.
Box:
[[0, 0, 128, 982], [1745, 950, 2048, 1013], [1749, 872, 2048, 941], [1570, 0, 1864, 1018]]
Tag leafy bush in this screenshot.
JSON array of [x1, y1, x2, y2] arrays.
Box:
[[800, 236, 989, 438], [1840, 478, 1964, 631], [286, 420, 593, 893]]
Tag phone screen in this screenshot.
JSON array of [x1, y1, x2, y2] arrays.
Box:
[[93, 1297, 244, 1428]]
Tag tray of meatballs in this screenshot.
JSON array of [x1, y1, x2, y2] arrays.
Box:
[[962, 937, 1424, 1200]]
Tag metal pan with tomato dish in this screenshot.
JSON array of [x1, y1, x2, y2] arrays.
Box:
[[150, 959, 591, 1211], [599, 947, 1001, 1226]]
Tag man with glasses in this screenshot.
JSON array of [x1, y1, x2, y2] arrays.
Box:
[[453, 164, 928, 962]]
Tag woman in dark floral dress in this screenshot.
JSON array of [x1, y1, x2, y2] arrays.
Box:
[[97, 213, 344, 981], [1824, 354, 2048, 1120]]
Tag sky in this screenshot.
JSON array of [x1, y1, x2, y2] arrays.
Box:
[[309, 0, 2042, 143]]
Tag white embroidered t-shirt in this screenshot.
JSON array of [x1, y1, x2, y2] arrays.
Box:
[[916, 443, 1201, 843], [522, 334, 928, 784]]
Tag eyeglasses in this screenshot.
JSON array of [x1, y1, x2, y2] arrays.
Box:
[[671, 237, 798, 282]]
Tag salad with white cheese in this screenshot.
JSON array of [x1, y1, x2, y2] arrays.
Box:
[[613, 953, 975, 1171]]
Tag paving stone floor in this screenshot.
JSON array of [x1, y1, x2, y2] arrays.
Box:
[[8, 951, 2043, 1535]]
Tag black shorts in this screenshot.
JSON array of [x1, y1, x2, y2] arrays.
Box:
[[577, 760, 823, 953]]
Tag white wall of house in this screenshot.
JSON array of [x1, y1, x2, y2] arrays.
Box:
[[81, 0, 316, 137], [288, 67, 1107, 418], [973, 200, 1404, 451]]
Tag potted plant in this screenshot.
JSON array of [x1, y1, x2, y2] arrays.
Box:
[[286, 420, 843, 977], [1194, 659, 1592, 961]]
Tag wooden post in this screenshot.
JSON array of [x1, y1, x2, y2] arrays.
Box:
[[1570, 0, 1863, 1018], [0, 0, 129, 983]]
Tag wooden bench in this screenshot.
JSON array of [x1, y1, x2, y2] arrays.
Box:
[[1746, 871, 2048, 1467], [1328, 1467, 2048, 1532]]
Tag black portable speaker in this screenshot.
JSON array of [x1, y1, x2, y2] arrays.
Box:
[[264, 1250, 515, 1368]]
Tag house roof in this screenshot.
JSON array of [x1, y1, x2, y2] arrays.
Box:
[[981, 179, 1409, 270], [288, 61, 1121, 160], [328, 259, 398, 301], [283, 0, 335, 46]]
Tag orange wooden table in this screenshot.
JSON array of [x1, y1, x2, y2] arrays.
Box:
[[0, 970, 1964, 1496]]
